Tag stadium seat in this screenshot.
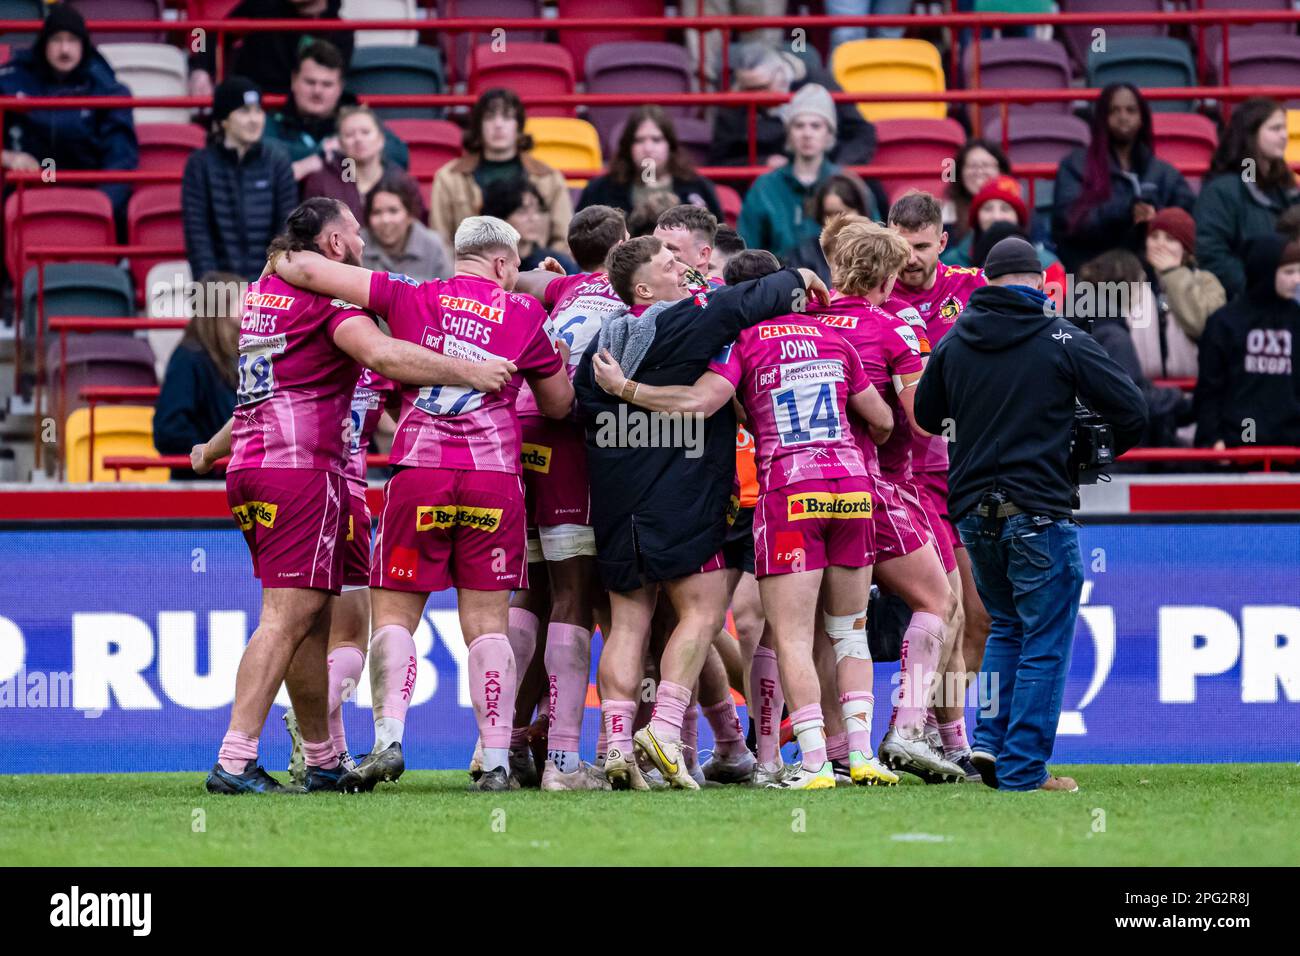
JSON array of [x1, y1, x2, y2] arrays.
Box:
[[715, 183, 742, 228], [1058, 0, 1166, 71], [127, 186, 184, 305], [348, 45, 446, 121], [143, 260, 192, 379], [1287, 110, 1300, 166], [523, 117, 602, 186], [52, 334, 157, 427], [0, 0, 42, 47], [984, 113, 1091, 219], [607, 114, 714, 169], [972, 0, 1054, 41], [1211, 35, 1300, 107], [831, 39, 946, 122], [1151, 112, 1219, 190], [962, 38, 1073, 115], [186, 0, 240, 17], [97, 43, 190, 124], [438, 0, 544, 85], [383, 118, 463, 181], [5, 188, 117, 285], [135, 123, 206, 174], [1087, 37, 1197, 113], [69, 0, 166, 43], [584, 42, 695, 151], [557, 0, 668, 81], [22, 262, 134, 341], [470, 43, 576, 118], [64, 405, 166, 483], [342, 0, 419, 47], [870, 118, 967, 204], [1195, 0, 1294, 62]]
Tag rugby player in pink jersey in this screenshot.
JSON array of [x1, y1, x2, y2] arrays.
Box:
[[272, 216, 575, 793], [888, 192, 991, 775], [192, 199, 517, 795], [808, 217, 967, 782], [593, 249, 898, 789]]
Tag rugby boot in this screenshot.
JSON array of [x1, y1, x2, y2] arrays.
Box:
[[541, 760, 613, 791], [340, 742, 405, 793], [603, 747, 650, 791], [205, 760, 298, 795], [633, 725, 700, 790], [765, 761, 836, 790], [701, 748, 757, 785]]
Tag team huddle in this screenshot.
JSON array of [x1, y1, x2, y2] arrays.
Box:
[[192, 189, 993, 794]]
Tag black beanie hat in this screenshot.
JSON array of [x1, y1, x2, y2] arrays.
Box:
[[38, 4, 92, 65], [213, 76, 262, 125], [983, 236, 1044, 279]]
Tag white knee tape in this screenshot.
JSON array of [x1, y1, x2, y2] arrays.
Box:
[[539, 523, 597, 562], [825, 609, 872, 664], [526, 535, 545, 566]]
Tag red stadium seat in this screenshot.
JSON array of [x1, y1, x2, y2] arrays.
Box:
[[1151, 113, 1218, 189], [469, 42, 576, 118], [4, 188, 117, 283], [186, 0, 241, 17], [126, 185, 183, 304], [870, 118, 967, 204], [715, 183, 742, 228], [438, 0, 545, 85], [556, 0, 667, 81], [1196, 0, 1294, 64], [135, 123, 206, 174], [384, 118, 464, 181]]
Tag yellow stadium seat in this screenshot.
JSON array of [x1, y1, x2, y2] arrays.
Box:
[[65, 406, 169, 484], [524, 117, 603, 187], [1287, 110, 1300, 165], [831, 39, 947, 123]]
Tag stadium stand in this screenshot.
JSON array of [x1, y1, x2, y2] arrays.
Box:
[[347, 45, 446, 121], [438, 0, 545, 85], [468, 42, 577, 118], [962, 37, 1073, 115], [830, 38, 946, 121], [522, 116, 603, 186], [584, 41, 696, 149], [340, 0, 419, 48], [135, 123, 208, 174], [382, 117, 463, 181], [98, 42, 190, 124], [1087, 38, 1198, 113]]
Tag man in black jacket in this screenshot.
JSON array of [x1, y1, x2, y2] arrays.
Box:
[[573, 236, 826, 789], [915, 237, 1146, 794]]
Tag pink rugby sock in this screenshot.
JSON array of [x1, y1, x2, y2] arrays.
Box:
[[633, 695, 655, 732], [469, 633, 516, 750], [840, 691, 875, 758], [326, 645, 365, 757], [789, 704, 827, 771], [370, 624, 417, 722], [304, 738, 339, 771], [507, 607, 540, 688], [544, 623, 592, 754], [702, 697, 747, 758], [649, 679, 692, 743], [596, 720, 608, 762], [751, 646, 785, 766], [217, 730, 258, 775], [826, 731, 849, 762], [895, 612, 944, 735], [601, 699, 637, 760], [939, 717, 970, 758], [681, 703, 700, 771]]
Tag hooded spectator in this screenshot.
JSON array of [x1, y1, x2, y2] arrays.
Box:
[[943, 175, 1060, 273], [0, 3, 139, 221]]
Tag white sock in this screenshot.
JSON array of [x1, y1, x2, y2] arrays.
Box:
[[483, 747, 510, 773], [548, 749, 581, 773], [373, 716, 404, 751]]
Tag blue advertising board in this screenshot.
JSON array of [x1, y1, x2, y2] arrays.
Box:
[[0, 520, 1297, 773]]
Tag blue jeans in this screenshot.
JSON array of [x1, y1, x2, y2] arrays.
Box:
[[956, 512, 1084, 791]]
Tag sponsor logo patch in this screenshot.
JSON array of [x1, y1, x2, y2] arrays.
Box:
[[520, 443, 552, 474], [416, 504, 504, 533], [231, 500, 278, 530], [817, 313, 859, 329], [758, 323, 822, 339], [774, 530, 804, 564], [786, 491, 872, 521], [245, 292, 294, 311], [439, 294, 504, 324]]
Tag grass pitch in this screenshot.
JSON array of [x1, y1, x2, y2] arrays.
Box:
[[2, 765, 1296, 867]]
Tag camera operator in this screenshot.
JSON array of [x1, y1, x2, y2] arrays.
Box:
[[914, 237, 1147, 793]]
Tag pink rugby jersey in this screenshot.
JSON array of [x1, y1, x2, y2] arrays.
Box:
[[228, 275, 371, 474], [517, 270, 627, 418], [807, 294, 925, 482], [344, 367, 400, 484], [707, 317, 869, 494], [369, 270, 564, 473], [886, 263, 985, 474]]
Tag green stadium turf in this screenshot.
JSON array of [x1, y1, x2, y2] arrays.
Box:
[[3, 765, 1296, 867]]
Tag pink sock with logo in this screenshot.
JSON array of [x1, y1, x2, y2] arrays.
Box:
[[681, 703, 700, 771], [601, 699, 637, 760], [649, 679, 692, 743], [702, 697, 747, 758], [217, 730, 258, 775], [789, 703, 827, 772], [544, 623, 592, 757], [507, 607, 540, 687], [750, 646, 785, 766], [326, 645, 365, 757], [939, 717, 970, 758], [895, 612, 944, 735], [370, 624, 417, 723], [304, 738, 339, 770], [469, 633, 516, 770]]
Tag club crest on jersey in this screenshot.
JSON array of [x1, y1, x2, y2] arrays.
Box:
[[440, 294, 504, 324], [416, 504, 503, 533], [231, 501, 278, 530], [787, 491, 872, 520], [939, 296, 963, 321], [520, 443, 552, 473], [759, 324, 822, 339]]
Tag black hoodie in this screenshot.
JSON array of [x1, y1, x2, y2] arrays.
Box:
[[1194, 234, 1300, 448], [915, 284, 1148, 521]]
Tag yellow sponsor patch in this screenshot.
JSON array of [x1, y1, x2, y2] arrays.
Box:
[[231, 500, 278, 530], [416, 504, 504, 533], [346, 514, 354, 542], [520, 443, 552, 474], [726, 494, 741, 527], [786, 491, 872, 521]]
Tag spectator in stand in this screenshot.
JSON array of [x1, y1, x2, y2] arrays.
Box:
[[1195, 98, 1300, 300], [1079, 250, 1194, 448], [182, 77, 297, 281], [711, 43, 877, 168], [737, 84, 840, 262], [627, 190, 680, 238], [824, 0, 910, 47], [263, 41, 409, 183], [153, 273, 243, 481], [943, 174, 1060, 271], [577, 106, 722, 219], [1142, 206, 1224, 379], [481, 175, 579, 274], [787, 172, 874, 283], [1052, 83, 1195, 273], [707, 225, 746, 281], [188, 0, 355, 99], [361, 171, 451, 281], [683, 0, 785, 89], [301, 105, 424, 224], [943, 138, 1011, 246], [1195, 234, 1300, 450], [429, 88, 572, 254], [0, 4, 138, 223]]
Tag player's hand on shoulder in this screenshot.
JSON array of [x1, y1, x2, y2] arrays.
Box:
[[593, 348, 626, 396], [796, 268, 831, 307], [469, 357, 517, 394]]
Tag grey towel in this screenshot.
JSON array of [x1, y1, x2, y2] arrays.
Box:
[[596, 299, 673, 379]]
